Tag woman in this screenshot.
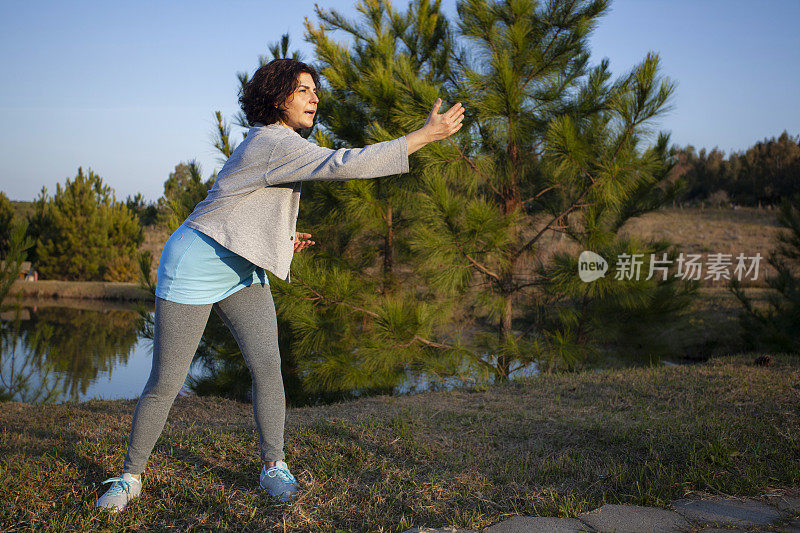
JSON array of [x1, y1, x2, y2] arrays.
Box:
[[97, 58, 464, 512]]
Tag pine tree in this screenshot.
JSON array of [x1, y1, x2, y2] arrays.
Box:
[[669, 131, 800, 206], [29, 167, 143, 281], [302, 0, 453, 292], [158, 160, 215, 232], [124, 192, 160, 227], [0, 214, 54, 402], [401, 0, 696, 378], [24, 186, 50, 267], [0, 191, 16, 256], [0, 217, 34, 310], [730, 194, 800, 353], [262, 0, 475, 395]]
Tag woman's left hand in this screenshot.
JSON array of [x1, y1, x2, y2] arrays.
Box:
[[294, 232, 315, 253]]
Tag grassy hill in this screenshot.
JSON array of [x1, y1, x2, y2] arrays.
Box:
[[1, 352, 797, 531]]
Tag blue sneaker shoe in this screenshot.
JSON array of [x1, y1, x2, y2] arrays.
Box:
[[259, 460, 299, 502], [97, 473, 142, 512]]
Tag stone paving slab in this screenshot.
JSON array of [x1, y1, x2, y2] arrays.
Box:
[[577, 503, 692, 532], [767, 495, 800, 514], [671, 496, 783, 528], [781, 518, 800, 532], [697, 527, 753, 533], [402, 492, 799, 533], [401, 527, 478, 533], [482, 516, 592, 532]]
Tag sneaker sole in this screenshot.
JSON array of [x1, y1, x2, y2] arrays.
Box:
[[259, 484, 298, 502]]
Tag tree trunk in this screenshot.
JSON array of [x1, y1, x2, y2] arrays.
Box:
[[383, 201, 394, 294], [497, 290, 513, 380]]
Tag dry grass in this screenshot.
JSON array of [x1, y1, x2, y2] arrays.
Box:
[[618, 206, 785, 287], [1, 352, 797, 531], [140, 225, 171, 282], [8, 280, 150, 301]]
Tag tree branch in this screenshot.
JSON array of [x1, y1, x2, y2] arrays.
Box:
[[445, 136, 503, 198], [522, 185, 559, 206], [519, 6, 570, 93], [294, 273, 379, 319], [292, 273, 458, 351], [449, 237, 502, 282], [514, 163, 599, 261]]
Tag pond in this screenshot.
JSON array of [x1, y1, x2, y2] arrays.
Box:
[[0, 299, 200, 404], [0, 299, 543, 405]]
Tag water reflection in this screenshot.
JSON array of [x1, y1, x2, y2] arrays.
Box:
[[1, 298, 444, 406], [1, 305, 64, 403], [1, 299, 546, 405], [28, 308, 139, 400], [394, 355, 540, 396], [0, 299, 151, 403]]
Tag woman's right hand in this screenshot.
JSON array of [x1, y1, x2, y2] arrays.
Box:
[[405, 98, 466, 155], [423, 98, 465, 141]]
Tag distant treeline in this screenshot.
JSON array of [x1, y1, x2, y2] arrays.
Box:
[[2, 131, 797, 282], [0, 162, 209, 282], [669, 131, 800, 207]]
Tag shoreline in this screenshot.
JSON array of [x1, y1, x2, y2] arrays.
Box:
[[8, 279, 153, 302]]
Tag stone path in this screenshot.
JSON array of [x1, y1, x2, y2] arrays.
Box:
[[401, 491, 800, 533]]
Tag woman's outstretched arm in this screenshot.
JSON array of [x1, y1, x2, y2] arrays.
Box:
[[263, 98, 465, 187]]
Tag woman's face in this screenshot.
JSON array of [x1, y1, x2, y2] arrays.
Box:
[[277, 72, 319, 130]]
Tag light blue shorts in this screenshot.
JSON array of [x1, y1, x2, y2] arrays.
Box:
[[155, 224, 268, 305]]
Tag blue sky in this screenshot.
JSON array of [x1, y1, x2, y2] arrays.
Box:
[[1, 0, 798, 202]]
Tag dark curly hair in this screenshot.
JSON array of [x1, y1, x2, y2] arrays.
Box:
[[239, 58, 321, 128]]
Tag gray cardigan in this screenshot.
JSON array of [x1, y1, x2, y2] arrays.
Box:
[[183, 122, 409, 282]]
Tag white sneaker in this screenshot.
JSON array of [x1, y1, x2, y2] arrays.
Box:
[[97, 473, 142, 512]]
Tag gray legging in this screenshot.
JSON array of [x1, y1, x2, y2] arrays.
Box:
[[123, 282, 285, 475]]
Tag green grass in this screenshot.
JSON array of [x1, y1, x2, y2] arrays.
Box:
[[1, 352, 798, 531]]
